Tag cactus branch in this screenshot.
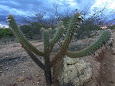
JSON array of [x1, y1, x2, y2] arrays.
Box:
[[50, 13, 83, 67], [42, 28, 52, 85], [49, 21, 64, 52], [24, 46, 45, 70], [7, 15, 44, 56], [66, 30, 111, 58]]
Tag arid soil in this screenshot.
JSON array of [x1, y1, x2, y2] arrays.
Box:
[[84, 30, 115, 86], [0, 41, 46, 86], [0, 30, 115, 86], [100, 30, 115, 86]]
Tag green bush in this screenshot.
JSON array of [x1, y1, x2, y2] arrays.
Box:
[[75, 23, 101, 39], [0, 28, 13, 38], [107, 25, 115, 29]]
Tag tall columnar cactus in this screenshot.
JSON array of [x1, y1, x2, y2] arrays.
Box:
[[7, 12, 111, 86]]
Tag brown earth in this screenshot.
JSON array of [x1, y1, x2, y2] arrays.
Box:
[[0, 30, 115, 86], [84, 30, 115, 86]]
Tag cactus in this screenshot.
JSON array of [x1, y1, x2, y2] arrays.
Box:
[[7, 12, 111, 86]]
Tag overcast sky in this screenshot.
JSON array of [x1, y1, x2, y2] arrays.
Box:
[[0, 0, 115, 27]]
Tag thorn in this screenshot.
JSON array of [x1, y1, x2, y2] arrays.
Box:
[[78, 16, 82, 19], [110, 38, 114, 41], [6, 19, 11, 22], [6, 17, 9, 19], [63, 34, 65, 37], [76, 25, 80, 28], [74, 33, 77, 35], [80, 21, 83, 24], [76, 22, 79, 25]]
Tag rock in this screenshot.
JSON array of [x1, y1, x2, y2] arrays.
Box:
[[18, 76, 25, 82], [37, 82, 39, 84], [53, 56, 92, 86], [36, 75, 39, 77], [6, 67, 8, 70], [22, 71, 25, 73], [26, 76, 33, 80], [8, 83, 18, 86], [0, 65, 3, 67], [13, 45, 17, 47], [5, 56, 9, 58]]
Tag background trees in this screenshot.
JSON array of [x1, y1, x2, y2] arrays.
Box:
[[0, 2, 114, 43]]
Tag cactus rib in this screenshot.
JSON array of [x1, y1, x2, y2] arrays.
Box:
[[8, 15, 44, 56], [66, 30, 111, 58]]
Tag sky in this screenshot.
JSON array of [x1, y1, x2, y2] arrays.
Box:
[[0, 0, 115, 28]]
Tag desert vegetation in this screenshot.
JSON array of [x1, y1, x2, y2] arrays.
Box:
[[5, 10, 112, 86], [0, 1, 115, 86]]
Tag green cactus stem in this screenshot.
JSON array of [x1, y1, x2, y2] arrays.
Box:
[[66, 30, 111, 58], [50, 13, 83, 67], [42, 28, 52, 85], [49, 21, 64, 53], [7, 15, 44, 56], [24, 46, 45, 70]]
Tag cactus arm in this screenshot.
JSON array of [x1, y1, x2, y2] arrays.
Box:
[[24, 46, 45, 70], [42, 28, 52, 85], [42, 28, 50, 61], [47, 28, 52, 33], [50, 13, 83, 67], [7, 15, 44, 56], [66, 30, 111, 58], [49, 21, 64, 52]]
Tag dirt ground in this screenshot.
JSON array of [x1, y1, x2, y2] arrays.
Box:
[[0, 30, 115, 86], [100, 30, 115, 86]]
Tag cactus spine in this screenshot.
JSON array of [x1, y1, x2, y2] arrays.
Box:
[[7, 12, 111, 86]]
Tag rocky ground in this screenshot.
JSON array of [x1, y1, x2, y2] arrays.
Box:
[[0, 30, 115, 86]]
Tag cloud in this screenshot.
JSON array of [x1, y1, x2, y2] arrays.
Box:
[[0, 24, 9, 28], [91, 0, 115, 10], [0, 0, 114, 26], [0, 0, 96, 17], [0, 0, 53, 25]]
